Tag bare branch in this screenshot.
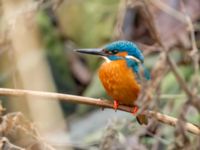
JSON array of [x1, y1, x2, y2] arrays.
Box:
[[0, 88, 199, 135], [166, 54, 193, 98]]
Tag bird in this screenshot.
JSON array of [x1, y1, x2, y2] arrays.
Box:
[[75, 40, 150, 124]]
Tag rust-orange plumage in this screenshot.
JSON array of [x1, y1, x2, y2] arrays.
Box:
[[76, 40, 150, 124], [98, 59, 140, 106]]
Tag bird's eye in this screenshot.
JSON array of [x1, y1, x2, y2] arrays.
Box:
[[111, 50, 118, 54], [103, 49, 118, 55]]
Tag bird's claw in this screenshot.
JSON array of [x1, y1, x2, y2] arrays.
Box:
[[132, 105, 138, 115], [113, 100, 119, 111]]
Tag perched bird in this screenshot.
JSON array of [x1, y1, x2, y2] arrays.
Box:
[[75, 41, 150, 124]]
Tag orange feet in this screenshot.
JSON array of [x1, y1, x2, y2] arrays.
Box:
[[132, 105, 139, 115], [113, 100, 119, 111]]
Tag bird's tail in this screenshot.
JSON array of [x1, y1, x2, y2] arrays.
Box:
[[136, 114, 148, 125]]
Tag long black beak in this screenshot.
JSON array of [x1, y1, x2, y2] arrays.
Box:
[[74, 48, 106, 56]]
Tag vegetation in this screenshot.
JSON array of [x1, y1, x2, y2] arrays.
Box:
[[0, 0, 199, 149]]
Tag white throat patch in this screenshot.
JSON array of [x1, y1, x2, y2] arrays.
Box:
[[102, 56, 111, 62]]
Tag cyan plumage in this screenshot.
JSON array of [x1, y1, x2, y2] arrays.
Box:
[[105, 40, 144, 62], [76, 40, 150, 124]]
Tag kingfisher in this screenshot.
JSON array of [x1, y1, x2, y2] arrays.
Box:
[[75, 40, 150, 124]]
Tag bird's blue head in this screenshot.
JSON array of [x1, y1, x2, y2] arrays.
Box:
[[104, 41, 144, 63], [75, 40, 150, 80]]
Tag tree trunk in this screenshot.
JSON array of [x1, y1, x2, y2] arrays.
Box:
[[1, 0, 71, 149]]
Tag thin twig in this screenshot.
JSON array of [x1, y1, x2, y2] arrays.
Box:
[[166, 54, 200, 110], [0, 88, 199, 135], [142, 0, 199, 109], [180, 0, 200, 94], [166, 54, 193, 98], [150, 0, 186, 23]]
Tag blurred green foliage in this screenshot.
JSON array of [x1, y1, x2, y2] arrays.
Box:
[[34, 0, 199, 148], [36, 0, 120, 115], [37, 10, 77, 93], [57, 0, 120, 47], [37, 10, 78, 114], [57, 0, 120, 71]]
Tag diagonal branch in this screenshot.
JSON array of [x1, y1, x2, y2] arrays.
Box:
[[0, 88, 199, 135], [166, 54, 193, 98]]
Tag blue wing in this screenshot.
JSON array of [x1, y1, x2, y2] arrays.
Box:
[[125, 58, 150, 81]]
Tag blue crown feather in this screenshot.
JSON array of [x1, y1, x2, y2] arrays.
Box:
[[105, 40, 144, 63]]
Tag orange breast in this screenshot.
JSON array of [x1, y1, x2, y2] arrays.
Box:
[[98, 59, 141, 106]]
